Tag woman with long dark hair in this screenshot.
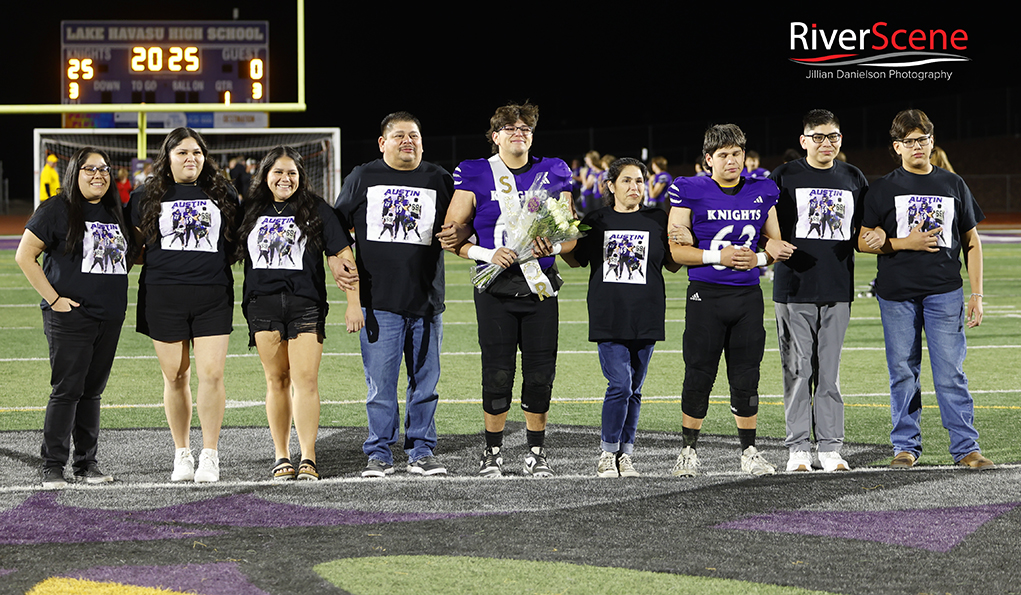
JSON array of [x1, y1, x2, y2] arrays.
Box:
[[132, 127, 239, 483], [16, 147, 136, 488], [238, 146, 362, 481]]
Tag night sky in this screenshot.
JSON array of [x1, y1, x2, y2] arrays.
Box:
[[4, 3, 1012, 198]]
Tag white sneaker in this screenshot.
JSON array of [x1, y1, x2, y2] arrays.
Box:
[[194, 449, 220, 483], [741, 445, 777, 476], [819, 451, 850, 472], [617, 453, 640, 478], [171, 448, 194, 482], [786, 450, 813, 472], [671, 446, 701, 477], [597, 450, 619, 478]]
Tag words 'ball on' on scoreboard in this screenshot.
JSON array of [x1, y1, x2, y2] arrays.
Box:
[[61, 20, 269, 105]]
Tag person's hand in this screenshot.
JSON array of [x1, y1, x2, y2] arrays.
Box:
[[345, 303, 365, 333], [669, 224, 694, 246], [765, 238, 796, 261], [491, 247, 517, 269], [861, 228, 886, 251], [532, 237, 555, 258], [437, 222, 472, 250], [50, 296, 80, 313], [727, 246, 756, 270], [904, 222, 942, 252], [966, 294, 983, 328], [328, 256, 358, 291]]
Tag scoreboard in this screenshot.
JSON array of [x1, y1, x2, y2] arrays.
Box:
[[61, 21, 269, 105]]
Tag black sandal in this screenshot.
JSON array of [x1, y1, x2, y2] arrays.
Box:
[[296, 459, 319, 481], [272, 458, 296, 481]]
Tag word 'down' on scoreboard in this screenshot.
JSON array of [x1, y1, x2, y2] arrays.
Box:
[[61, 21, 269, 105]]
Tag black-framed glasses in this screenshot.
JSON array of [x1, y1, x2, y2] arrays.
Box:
[[500, 125, 532, 135], [80, 165, 112, 176], [806, 133, 842, 144], [896, 135, 932, 148]]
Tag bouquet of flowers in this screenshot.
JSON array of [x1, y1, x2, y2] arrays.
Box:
[[471, 182, 588, 291]]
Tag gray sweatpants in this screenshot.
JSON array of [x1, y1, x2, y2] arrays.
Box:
[[774, 302, 850, 453]]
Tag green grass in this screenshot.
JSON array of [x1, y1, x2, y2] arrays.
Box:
[[2, 240, 1020, 465], [315, 556, 839, 595]]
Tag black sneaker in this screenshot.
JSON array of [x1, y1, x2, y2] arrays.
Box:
[[408, 456, 447, 476], [361, 459, 394, 478], [479, 447, 503, 478], [42, 467, 69, 489], [74, 463, 113, 484], [523, 447, 553, 477]]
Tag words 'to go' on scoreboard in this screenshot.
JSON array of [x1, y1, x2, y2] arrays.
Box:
[[61, 21, 269, 107]]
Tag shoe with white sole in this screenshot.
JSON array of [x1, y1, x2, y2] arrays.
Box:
[[741, 445, 777, 476], [597, 450, 619, 478], [171, 448, 195, 482], [786, 450, 813, 472], [671, 446, 701, 477], [616, 453, 640, 478], [819, 451, 850, 472], [194, 449, 220, 483]]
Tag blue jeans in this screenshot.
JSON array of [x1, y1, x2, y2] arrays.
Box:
[[597, 341, 655, 454], [360, 309, 442, 463], [878, 288, 980, 461]]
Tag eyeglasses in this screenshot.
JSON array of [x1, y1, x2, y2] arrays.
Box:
[[896, 135, 932, 148], [500, 125, 532, 135], [80, 165, 112, 176], [806, 133, 842, 144]]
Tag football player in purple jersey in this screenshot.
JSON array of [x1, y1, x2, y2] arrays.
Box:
[[439, 103, 575, 478], [666, 124, 794, 477]]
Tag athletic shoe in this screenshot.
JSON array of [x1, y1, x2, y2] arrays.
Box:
[[597, 450, 619, 478], [741, 445, 777, 476], [194, 449, 220, 483], [890, 452, 916, 468], [479, 447, 503, 478], [523, 447, 553, 477], [617, 453, 640, 478], [171, 448, 195, 482], [819, 451, 851, 472], [361, 458, 394, 478], [74, 463, 113, 484], [957, 451, 994, 469], [671, 446, 701, 477], [786, 450, 813, 472], [41, 467, 68, 489], [408, 456, 447, 476]]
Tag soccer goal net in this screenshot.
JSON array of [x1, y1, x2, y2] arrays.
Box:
[[34, 127, 341, 209]]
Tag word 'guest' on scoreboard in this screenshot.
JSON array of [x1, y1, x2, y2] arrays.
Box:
[[61, 21, 269, 104]]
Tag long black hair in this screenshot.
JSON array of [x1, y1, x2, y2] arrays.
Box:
[[236, 146, 325, 262], [54, 147, 136, 261], [137, 127, 236, 245]]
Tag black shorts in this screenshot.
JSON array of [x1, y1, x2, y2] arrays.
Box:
[[244, 293, 326, 347], [137, 283, 234, 342]]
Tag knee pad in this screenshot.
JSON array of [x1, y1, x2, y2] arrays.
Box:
[[729, 368, 760, 417], [681, 369, 715, 419], [729, 391, 759, 418], [521, 368, 555, 414], [482, 368, 514, 415]]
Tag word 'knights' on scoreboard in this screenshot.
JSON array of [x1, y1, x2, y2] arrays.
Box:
[[61, 21, 269, 105]]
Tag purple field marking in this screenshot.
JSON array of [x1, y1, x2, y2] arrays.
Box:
[[131, 493, 490, 527], [0, 493, 222, 546], [64, 562, 270, 595], [0, 238, 20, 250], [716, 502, 1020, 552], [0, 568, 15, 577]]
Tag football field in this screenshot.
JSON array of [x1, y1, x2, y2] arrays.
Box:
[[1, 236, 1019, 467]]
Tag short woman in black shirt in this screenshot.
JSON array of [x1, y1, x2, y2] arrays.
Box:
[[16, 147, 135, 488], [133, 127, 239, 483], [562, 158, 680, 478], [238, 146, 361, 481]]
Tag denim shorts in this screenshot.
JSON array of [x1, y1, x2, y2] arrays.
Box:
[[245, 293, 326, 347]]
